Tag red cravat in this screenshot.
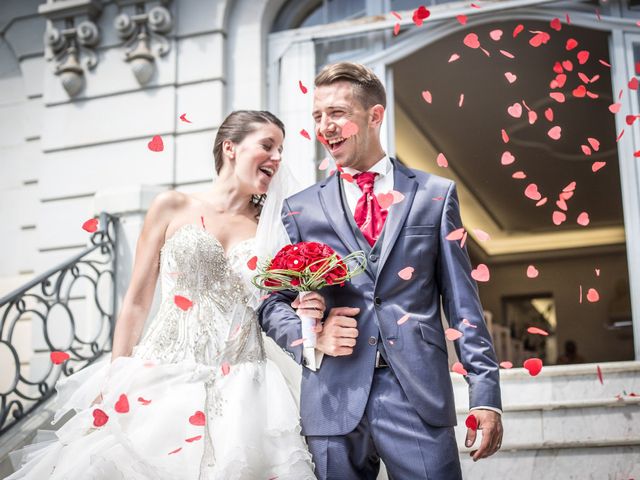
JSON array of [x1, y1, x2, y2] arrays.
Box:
[[353, 172, 388, 246]]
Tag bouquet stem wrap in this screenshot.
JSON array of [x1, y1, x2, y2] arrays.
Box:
[[297, 290, 317, 348]]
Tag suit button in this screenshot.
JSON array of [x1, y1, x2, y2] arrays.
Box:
[[374, 296, 382, 307], [369, 254, 378, 263], [303, 357, 309, 366], [368, 336, 378, 346]]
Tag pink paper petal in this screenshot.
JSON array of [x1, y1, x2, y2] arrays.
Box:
[[397, 314, 410, 325], [526, 265, 539, 278], [452, 362, 468, 375], [587, 288, 600, 302], [524, 183, 542, 201], [445, 328, 463, 341], [577, 212, 590, 226], [341, 120, 359, 138], [548, 126, 562, 140], [500, 361, 513, 369], [398, 266, 415, 280], [501, 151, 515, 165], [421, 90, 432, 104], [436, 153, 449, 168], [527, 327, 549, 336], [471, 263, 490, 282], [473, 229, 491, 241], [446, 228, 465, 241]]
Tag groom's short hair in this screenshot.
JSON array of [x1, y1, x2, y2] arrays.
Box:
[[315, 62, 386, 109]]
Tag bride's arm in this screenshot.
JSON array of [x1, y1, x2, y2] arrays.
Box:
[[110, 191, 183, 362]]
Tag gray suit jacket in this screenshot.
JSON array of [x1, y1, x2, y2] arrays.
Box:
[[258, 159, 502, 436]]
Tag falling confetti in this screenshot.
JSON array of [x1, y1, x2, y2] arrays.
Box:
[[138, 397, 152, 405], [50, 351, 70, 364], [526, 265, 539, 278], [82, 218, 99, 233], [147, 135, 164, 152], [92, 408, 109, 427], [398, 267, 415, 280], [298, 80, 308, 94], [471, 264, 490, 282], [114, 394, 130, 414], [174, 295, 193, 311], [397, 314, 410, 325], [179, 113, 192, 123], [445, 328, 463, 341], [189, 411, 206, 426], [465, 414, 478, 431], [527, 327, 549, 336], [523, 358, 543, 376], [247, 256, 258, 270], [436, 153, 449, 168], [586, 288, 600, 303], [452, 362, 468, 375], [300, 129, 311, 140], [500, 361, 513, 369]]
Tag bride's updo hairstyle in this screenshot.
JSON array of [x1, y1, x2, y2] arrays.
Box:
[[213, 110, 285, 175]]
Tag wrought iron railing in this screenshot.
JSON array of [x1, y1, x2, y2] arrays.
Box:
[[0, 212, 118, 435]]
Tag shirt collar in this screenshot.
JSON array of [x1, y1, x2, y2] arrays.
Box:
[[342, 155, 391, 178]]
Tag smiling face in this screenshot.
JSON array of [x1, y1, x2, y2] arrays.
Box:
[[312, 81, 385, 171], [223, 122, 284, 195]]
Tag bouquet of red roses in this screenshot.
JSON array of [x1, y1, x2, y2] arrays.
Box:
[[252, 241, 366, 346]]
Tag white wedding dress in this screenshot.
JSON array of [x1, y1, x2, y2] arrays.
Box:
[[7, 223, 315, 480]]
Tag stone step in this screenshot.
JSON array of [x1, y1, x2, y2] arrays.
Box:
[[452, 361, 640, 410], [454, 396, 640, 450], [459, 443, 640, 479]]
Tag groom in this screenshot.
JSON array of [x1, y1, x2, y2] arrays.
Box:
[[259, 62, 503, 479]]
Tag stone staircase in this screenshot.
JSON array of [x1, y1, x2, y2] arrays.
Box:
[[453, 361, 640, 479], [1, 361, 639, 479]]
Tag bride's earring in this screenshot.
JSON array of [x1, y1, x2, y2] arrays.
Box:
[[250, 194, 266, 208]]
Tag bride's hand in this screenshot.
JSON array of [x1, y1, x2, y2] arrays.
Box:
[[291, 292, 326, 320]]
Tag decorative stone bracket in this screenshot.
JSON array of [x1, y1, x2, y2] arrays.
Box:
[[114, 0, 173, 85], [38, 0, 103, 97]]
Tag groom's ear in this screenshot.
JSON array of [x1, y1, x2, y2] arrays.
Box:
[[369, 104, 385, 128]]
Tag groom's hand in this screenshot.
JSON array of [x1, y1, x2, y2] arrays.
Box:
[[316, 307, 360, 356], [466, 409, 503, 461]]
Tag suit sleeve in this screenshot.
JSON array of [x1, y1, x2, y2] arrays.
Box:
[[436, 182, 502, 412], [257, 199, 305, 364]]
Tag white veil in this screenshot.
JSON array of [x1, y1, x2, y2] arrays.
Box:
[[223, 159, 305, 404]]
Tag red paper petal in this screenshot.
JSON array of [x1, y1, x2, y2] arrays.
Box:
[[92, 408, 109, 427], [50, 351, 70, 364], [545, 108, 554, 121], [82, 218, 99, 233], [247, 256, 258, 271], [300, 129, 311, 140], [168, 447, 182, 455], [465, 414, 478, 431], [577, 50, 590, 64], [189, 410, 206, 426], [174, 295, 193, 311], [550, 18, 562, 31], [221, 362, 231, 376], [456, 14, 468, 25], [501, 129, 510, 143], [179, 113, 192, 124], [523, 358, 543, 376], [298, 80, 308, 94], [186, 435, 202, 443], [137, 397, 152, 405], [566, 38, 579, 50], [147, 135, 164, 152], [597, 365, 603, 384], [513, 24, 524, 38], [114, 393, 130, 413], [629, 77, 639, 90]]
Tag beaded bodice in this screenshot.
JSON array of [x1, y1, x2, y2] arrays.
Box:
[[134, 224, 262, 365]]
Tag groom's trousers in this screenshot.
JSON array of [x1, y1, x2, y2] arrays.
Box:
[[306, 366, 463, 480]]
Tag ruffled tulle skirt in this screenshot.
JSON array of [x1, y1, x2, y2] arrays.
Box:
[[7, 354, 315, 479]]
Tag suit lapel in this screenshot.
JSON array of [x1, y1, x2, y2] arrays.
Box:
[[318, 173, 362, 256], [377, 160, 418, 276]]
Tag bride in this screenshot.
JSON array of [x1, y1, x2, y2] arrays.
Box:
[[7, 110, 321, 479]]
